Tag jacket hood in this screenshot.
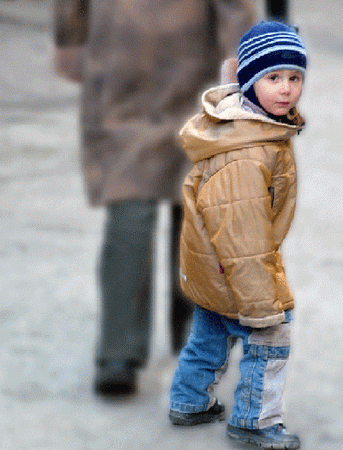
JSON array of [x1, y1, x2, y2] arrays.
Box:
[[180, 83, 304, 163]]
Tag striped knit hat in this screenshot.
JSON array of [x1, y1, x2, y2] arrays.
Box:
[[237, 21, 307, 94]]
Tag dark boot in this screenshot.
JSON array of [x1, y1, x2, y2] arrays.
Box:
[[227, 423, 301, 449], [169, 399, 225, 426], [94, 359, 137, 395]]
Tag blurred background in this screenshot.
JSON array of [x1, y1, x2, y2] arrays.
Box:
[[1, 0, 343, 449]]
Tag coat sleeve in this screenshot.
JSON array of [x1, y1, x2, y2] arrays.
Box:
[[54, 0, 90, 47], [198, 158, 285, 328]]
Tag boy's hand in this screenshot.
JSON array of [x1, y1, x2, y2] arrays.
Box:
[[220, 58, 238, 84]]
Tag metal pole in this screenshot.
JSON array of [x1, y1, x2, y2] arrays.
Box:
[[266, 0, 289, 23]]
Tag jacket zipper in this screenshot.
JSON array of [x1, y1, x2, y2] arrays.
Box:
[[268, 187, 275, 207]]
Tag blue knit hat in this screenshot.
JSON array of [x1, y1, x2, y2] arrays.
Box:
[[237, 21, 307, 94]]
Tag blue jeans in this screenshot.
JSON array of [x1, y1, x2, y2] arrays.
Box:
[[170, 306, 292, 429]]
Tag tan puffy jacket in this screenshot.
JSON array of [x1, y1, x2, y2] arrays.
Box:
[[179, 83, 304, 328]]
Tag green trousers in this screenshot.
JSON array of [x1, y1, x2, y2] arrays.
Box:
[[96, 199, 192, 367]]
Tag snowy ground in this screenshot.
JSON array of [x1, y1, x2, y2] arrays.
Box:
[[1, 1, 343, 449]]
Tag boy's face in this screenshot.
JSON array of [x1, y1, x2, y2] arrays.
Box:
[[253, 69, 304, 116]]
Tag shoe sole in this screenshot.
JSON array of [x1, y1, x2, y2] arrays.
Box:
[[94, 376, 136, 396], [169, 410, 226, 426], [227, 429, 300, 450]]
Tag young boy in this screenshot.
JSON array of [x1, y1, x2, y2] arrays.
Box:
[[169, 21, 307, 449]]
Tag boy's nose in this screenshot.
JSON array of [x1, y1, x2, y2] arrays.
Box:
[[280, 80, 291, 93]]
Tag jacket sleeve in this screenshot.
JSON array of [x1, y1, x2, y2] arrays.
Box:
[[198, 158, 285, 328], [54, 0, 89, 47]]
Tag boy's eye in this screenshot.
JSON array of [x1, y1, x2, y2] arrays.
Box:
[[268, 74, 278, 81]]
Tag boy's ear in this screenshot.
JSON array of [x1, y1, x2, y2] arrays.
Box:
[[220, 58, 238, 84]]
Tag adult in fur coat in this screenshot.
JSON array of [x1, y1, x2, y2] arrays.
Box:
[[54, 0, 254, 394]]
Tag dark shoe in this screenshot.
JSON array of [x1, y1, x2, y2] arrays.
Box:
[[227, 423, 300, 449], [169, 399, 225, 426], [94, 359, 136, 395]]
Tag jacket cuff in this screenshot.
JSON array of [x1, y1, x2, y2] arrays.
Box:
[[238, 311, 285, 328]]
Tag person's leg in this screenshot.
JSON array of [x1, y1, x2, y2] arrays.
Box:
[[227, 312, 300, 449], [169, 306, 231, 425], [95, 199, 156, 393], [229, 322, 291, 429], [170, 203, 193, 354]]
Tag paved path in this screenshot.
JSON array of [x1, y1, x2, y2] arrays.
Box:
[[1, 1, 343, 449]]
